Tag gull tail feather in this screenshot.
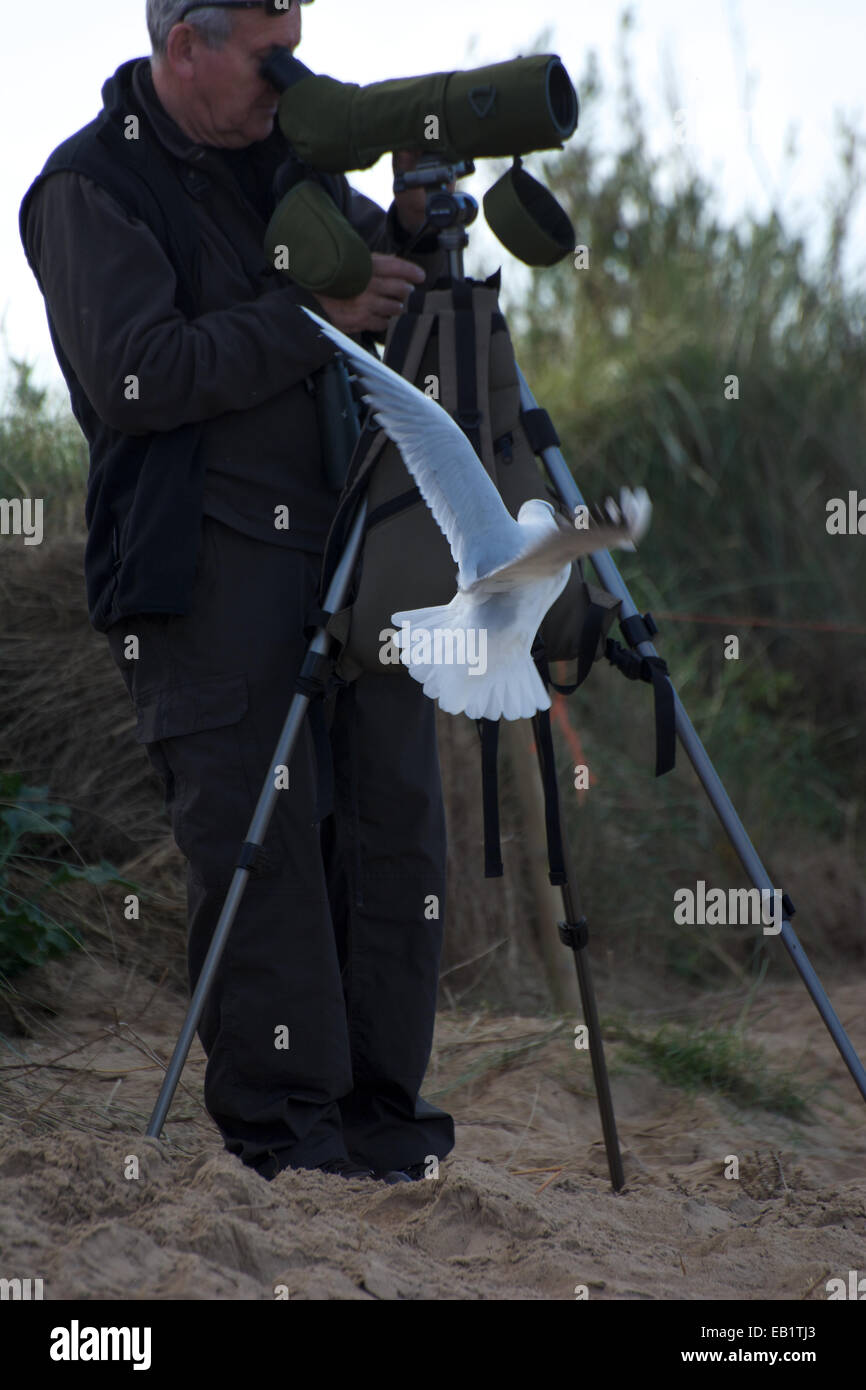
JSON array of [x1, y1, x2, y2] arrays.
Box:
[[391, 597, 550, 721]]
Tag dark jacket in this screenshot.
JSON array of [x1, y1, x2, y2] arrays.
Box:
[[19, 57, 445, 631]]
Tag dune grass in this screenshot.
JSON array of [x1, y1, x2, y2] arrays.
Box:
[[618, 1018, 811, 1117]]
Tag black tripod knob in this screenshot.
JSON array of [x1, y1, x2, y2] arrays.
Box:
[[426, 190, 478, 230]]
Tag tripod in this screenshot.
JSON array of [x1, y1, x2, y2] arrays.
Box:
[[145, 156, 866, 1194]]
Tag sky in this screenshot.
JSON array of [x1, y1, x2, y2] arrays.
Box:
[[1, 0, 864, 391]]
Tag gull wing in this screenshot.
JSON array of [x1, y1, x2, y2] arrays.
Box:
[[301, 307, 521, 585], [477, 491, 652, 589]]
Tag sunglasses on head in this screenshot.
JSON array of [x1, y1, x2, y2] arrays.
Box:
[[179, 1, 313, 21]]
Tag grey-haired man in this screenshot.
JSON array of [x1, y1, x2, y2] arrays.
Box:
[[21, 0, 455, 1183]]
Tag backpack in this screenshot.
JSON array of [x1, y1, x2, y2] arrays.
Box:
[[314, 270, 623, 879]]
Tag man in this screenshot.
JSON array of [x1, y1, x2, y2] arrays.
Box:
[[20, 0, 455, 1184]]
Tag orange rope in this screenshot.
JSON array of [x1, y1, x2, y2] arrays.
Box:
[[528, 691, 596, 805], [552, 693, 595, 805]]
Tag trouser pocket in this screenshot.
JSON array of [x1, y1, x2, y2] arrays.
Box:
[[128, 672, 253, 873]]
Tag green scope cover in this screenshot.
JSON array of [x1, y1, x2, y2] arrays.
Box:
[[276, 54, 577, 172], [483, 159, 576, 267], [264, 178, 373, 297]]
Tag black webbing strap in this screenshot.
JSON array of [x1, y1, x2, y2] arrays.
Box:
[[476, 644, 574, 884], [534, 707, 567, 885], [604, 625, 676, 778], [475, 619, 604, 883], [452, 281, 483, 457], [365, 486, 422, 531], [494, 431, 514, 464], [406, 281, 429, 315], [384, 308, 416, 375], [530, 638, 579, 882], [477, 719, 503, 878]]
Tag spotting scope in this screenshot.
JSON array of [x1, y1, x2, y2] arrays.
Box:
[[260, 49, 578, 173]]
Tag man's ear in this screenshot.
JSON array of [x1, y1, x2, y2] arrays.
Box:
[[163, 23, 198, 78]]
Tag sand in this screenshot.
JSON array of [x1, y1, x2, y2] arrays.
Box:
[[1, 948, 864, 1302]]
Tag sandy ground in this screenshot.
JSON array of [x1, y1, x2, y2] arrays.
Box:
[[1, 953, 864, 1301]]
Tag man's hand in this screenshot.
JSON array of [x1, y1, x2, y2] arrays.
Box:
[[393, 150, 429, 236], [313, 252, 426, 337]]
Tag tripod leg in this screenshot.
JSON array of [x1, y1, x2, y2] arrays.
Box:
[[531, 714, 626, 1194], [145, 501, 368, 1140], [518, 363, 866, 1108]]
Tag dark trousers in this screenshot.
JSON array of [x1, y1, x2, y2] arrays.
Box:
[[106, 515, 454, 1177]]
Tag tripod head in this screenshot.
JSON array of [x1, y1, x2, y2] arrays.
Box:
[[393, 154, 478, 280]]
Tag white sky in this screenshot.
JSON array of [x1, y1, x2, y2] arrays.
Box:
[[1, 0, 864, 391]]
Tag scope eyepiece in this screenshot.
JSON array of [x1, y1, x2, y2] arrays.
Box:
[[260, 46, 313, 93]]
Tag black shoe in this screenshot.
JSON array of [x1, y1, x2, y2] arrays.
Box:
[[402, 1161, 440, 1181], [317, 1161, 409, 1184], [368, 1161, 440, 1182], [315, 1157, 375, 1180]]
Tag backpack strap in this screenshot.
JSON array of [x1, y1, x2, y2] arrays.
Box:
[[604, 612, 676, 777], [437, 282, 496, 473], [477, 719, 504, 878], [441, 281, 501, 879], [477, 590, 616, 882], [528, 636, 583, 884], [534, 707, 567, 885], [362, 305, 437, 528], [476, 699, 568, 885]]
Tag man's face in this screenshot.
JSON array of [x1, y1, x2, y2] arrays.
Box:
[[181, 6, 302, 147]]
